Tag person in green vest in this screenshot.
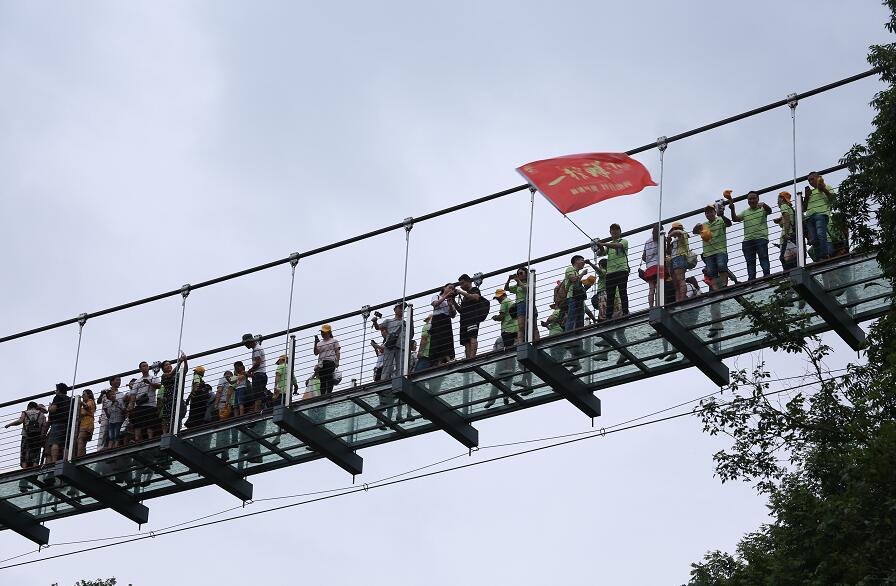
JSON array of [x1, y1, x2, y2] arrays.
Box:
[[802, 171, 836, 260], [774, 191, 797, 270], [595, 223, 630, 318], [727, 190, 773, 281], [274, 355, 298, 404], [693, 201, 733, 288]]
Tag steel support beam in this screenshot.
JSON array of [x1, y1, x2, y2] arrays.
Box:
[[159, 434, 252, 502], [272, 405, 363, 476], [54, 461, 149, 525], [516, 343, 601, 418], [790, 267, 866, 350], [650, 308, 729, 386], [0, 497, 49, 545], [392, 377, 478, 448]]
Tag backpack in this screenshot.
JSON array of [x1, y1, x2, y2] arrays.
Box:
[[553, 284, 567, 308], [571, 281, 587, 301], [469, 296, 491, 324], [24, 411, 41, 438], [384, 329, 400, 350]]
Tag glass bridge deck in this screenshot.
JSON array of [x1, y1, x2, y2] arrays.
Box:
[[0, 252, 889, 540]]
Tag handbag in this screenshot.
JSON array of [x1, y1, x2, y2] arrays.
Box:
[[686, 251, 698, 269], [220, 404, 232, 419], [783, 240, 797, 262]]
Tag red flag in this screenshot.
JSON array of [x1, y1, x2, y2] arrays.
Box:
[[517, 153, 656, 214]]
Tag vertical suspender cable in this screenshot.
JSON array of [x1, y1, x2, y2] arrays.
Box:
[[656, 137, 668, 308], [400, 218, 413, 376], [66, 314, 87, 460], [283, 254, 299, 405], [359, 306, 370, 384], [172, 284, 190, 432], [284, 254, 300, 351], [71, 314, 87, 389], [788, 94, 806, 268], [526, 187, 536, 273]]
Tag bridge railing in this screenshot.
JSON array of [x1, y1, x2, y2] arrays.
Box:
[[0, 162, 878, 475]]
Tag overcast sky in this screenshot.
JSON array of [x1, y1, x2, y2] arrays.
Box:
[[0, 1, 890, 584]]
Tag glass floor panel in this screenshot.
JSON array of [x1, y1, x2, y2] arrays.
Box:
[[2, 251, 889, 537]]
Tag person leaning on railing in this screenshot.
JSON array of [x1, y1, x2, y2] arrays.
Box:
[[667, 222, 691, 301], [126, 362, 161, 443]]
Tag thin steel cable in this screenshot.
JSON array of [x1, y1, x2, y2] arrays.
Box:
[[0, 374, 847, 569], [70, 321, 85, 390], [790, 97, 806, 267], [0, 68, 879, 348], [527, 187, 536, 273], [284, 262, 298, 356], [657, 141, 667, 307]]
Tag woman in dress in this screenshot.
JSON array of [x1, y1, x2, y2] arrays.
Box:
[[429, 283, 457, 364]]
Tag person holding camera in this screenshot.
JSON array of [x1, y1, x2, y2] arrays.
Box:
[[314, 324, 340, 395], [127, 361, 161, 443], [454, 273, 486, 358], [429, 283, 457, 364], [380, 303, 412, 380]]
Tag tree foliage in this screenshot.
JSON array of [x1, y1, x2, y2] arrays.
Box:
[[687, 3, 896, 584]]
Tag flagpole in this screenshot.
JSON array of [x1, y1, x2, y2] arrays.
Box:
[[656, 137, 668, 308], [527, 187, 535, 273]]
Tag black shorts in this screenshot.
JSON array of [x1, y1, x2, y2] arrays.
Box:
[[459, 321, 480, 345]]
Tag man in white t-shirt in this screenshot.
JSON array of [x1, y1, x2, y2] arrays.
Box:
[[380, 303, 413, 380], [127, 361, 161, 442], [242, 333, 267, 413]]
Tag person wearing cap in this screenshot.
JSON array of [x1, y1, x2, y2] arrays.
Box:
[[802, 171, 836, 261], [667, 221, 691, 301], [694, 201, 733, 288], [774, 191, 797, 270], [44, 382, 73, 464], [455, 273, 485, 358], [314, 324, 340, 395], [184, 366, 212, 429], [493, 289, 519, 350], [5, 401, 47, 469], [274, 355, 298, 402], [127, 361, 162, 443], [242, 334, 268, 414], [727, 190, 773, 281]]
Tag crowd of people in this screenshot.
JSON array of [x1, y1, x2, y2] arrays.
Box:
[[4, 173, 848, 470]]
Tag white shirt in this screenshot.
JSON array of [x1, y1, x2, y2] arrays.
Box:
[[431, 293, 451, 316], [128, 374, 160, 408], [317, 337, 339, 365], [251, 344, 266, 372], [644, 236, 658, 268]]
